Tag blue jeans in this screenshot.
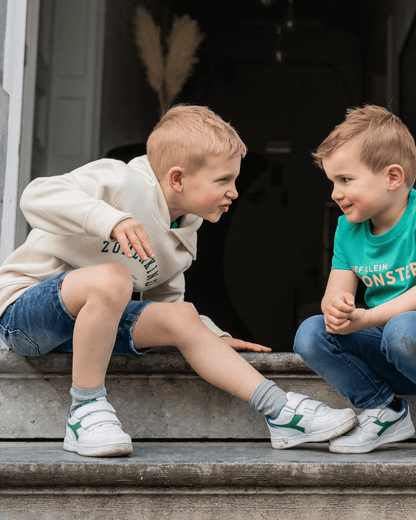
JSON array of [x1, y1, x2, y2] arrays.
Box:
[[0, 272, 155, 356], [293, 313, 416, 409]]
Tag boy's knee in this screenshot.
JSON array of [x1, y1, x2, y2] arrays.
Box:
[[384, 311, 416, 331], [383, 312, 416, 359], [293, 315, 326, 357], [155, 302, 200, 337], [167, 302, 199, 324], [94, 263, 133, 304]]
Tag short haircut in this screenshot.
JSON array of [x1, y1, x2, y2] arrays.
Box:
[[146, 105, 247, 179], [313, 104, 416, 188]]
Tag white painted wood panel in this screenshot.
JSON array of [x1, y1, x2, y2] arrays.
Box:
[[46, 0, 105, 176]]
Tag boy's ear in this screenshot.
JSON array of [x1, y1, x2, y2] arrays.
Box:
[[387, 164, 405, 191], [167, 166, 184, 193]]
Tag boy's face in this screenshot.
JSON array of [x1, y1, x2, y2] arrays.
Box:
[[182, 154, 240, 223], [323, 138, 391, 229]]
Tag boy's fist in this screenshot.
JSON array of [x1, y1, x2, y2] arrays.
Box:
[[111, 218, 154, 261], [324, 293, 355, 333]]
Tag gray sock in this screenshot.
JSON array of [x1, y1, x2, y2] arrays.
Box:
[[249, 379, 288, 418], [70, 383, 107, 414]]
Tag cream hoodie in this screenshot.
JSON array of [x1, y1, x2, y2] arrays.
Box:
[[0, 156, 227, 336]]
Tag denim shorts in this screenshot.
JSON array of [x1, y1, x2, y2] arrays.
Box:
[[0, 271, 155, 356]]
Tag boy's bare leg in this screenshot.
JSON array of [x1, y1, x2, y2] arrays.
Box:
[[60, 263, 133, 389], [132, 303, 359, 451], [132, 302, 265, 401], [60, 263, 134, 456]]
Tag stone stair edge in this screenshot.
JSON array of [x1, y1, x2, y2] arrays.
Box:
[[0, 349, 313, 375], [1, 441, 416, 489]]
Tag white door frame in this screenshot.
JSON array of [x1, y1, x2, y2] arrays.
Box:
[[16, 0, 41, 249], [0, 0, 28, 263]]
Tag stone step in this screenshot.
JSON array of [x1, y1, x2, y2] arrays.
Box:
[[2, 350, 416, 519], [0, 440, 416, 519], [1, 349, 416, 440]]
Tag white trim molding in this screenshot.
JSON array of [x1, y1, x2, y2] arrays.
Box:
[[1, 0, 27, 263]]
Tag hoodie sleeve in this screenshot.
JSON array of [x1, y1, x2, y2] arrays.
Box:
[[141, 272, 231, 337], [20, 159, 134, 241]]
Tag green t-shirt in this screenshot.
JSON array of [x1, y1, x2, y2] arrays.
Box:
[[332, 188, 416, 308]]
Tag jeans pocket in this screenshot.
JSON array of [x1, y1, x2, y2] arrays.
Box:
[[7, 330, 40, 356]]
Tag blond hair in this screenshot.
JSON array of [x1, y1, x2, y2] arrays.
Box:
[[146, 104, 247, 179], [313, 105, 416, 188]]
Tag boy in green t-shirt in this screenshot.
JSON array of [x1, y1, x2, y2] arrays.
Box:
[[294, 105, 416, 453]]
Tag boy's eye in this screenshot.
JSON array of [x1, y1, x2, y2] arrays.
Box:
[[342, 177, 350, 183]]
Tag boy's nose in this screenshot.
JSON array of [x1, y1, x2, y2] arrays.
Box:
[[228, 186, 238, 199], [331, 186, 343, 202]]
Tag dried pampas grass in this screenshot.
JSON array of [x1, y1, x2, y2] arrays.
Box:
[[133, 7, 165, 111], [165, 15, 205, 104], [133, 6, 205, 113]]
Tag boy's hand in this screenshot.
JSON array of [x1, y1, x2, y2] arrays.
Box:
[[324, 293, 369, 335], [324, 293, 355, 333], [329, 307, 368, 335], [221, 336, 272, 352], [111, 218, 155, 261]]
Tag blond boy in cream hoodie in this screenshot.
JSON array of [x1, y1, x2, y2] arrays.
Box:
[[0, 105, 356, 456]]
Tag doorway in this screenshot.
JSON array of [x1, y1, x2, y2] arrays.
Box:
[[17, 0, 105, 248]]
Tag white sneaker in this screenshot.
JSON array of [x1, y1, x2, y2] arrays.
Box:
[[266, 392, 358, 449], [63, 397, 133, 457], [329, 399, 415, 454]]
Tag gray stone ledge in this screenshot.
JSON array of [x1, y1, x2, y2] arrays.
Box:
[[0, 349, 312, 375], [1, 441, 416, 489], [2, 486, 416, 496]]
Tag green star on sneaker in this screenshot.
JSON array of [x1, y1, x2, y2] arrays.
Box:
[[68, 421, 82, 440], [374, 409, 407, 436], [268, 414, 305, 433]]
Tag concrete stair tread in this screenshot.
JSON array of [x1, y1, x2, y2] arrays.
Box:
[[1, 441, 416, 489]]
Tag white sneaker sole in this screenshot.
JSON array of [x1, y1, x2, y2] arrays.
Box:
[[329, 423, 415, 454], [271, 410, 358, 449], [63, 437, 133, 457]]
